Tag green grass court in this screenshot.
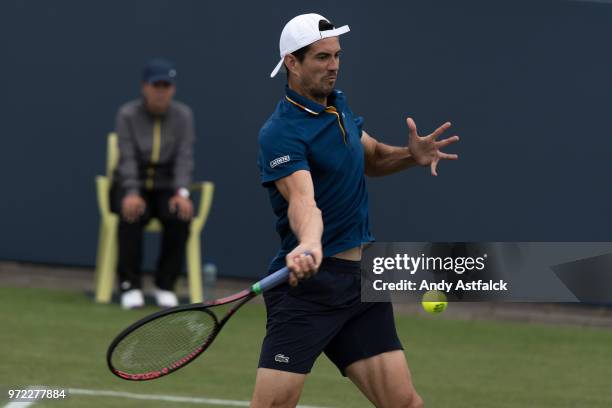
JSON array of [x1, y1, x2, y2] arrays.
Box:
[[0, 286, 611, 407]]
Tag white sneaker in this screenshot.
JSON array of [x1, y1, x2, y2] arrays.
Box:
[[154, 289, 178, 308], [121, 289, 145, 309]]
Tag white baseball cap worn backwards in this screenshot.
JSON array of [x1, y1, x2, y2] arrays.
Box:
[[270, 13, 350, 78]]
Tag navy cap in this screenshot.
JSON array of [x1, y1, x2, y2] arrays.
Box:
[[142, 58, 177, 84]]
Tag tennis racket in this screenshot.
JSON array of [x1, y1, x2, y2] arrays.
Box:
[[107, 264, 291, 381]]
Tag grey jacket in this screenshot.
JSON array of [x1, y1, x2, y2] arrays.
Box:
[[114, 99, 195, 194]]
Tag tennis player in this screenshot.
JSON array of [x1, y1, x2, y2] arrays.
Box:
[[253, 13, 459, 408]]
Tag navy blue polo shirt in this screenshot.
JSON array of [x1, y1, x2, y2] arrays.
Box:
[[258, 86, 374, 271]]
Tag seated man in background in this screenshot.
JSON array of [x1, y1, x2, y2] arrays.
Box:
[[111, 58, 196, 309]]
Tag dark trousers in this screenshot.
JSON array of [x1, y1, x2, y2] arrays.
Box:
[[110, 185, 190, 291]]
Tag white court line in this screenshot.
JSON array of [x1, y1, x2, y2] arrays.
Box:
[[69, 388, 333, 408], [3, 386, 40, 408], [3, 402, 36, 408]]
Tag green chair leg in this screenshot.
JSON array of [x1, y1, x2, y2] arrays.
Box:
[[93, 220, 107, 292], [95, 217, 118, 303], [186, 233, 203, 303]]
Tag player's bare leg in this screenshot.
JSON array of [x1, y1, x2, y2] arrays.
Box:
[[345, 350, 423, 408], [251, 368, 307, 408]]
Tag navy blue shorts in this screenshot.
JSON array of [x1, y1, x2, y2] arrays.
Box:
[[258, 257, 403, 375]]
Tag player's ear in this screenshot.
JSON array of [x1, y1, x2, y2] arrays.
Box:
[[284, 54, 300, 78]]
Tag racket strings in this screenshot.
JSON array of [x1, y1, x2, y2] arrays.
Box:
[[110, 310, 217, 375]]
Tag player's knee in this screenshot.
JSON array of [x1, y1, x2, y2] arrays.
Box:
[[411, 392, 424, 408], [251, 392, 300, 408], [251, 382, 301, 408], [391, 389, 423, 408], [407, 391, 424, 408], [274, 390, 300, 408]]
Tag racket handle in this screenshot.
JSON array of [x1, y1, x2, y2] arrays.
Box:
[[252, 266, 290, 294], [252, 252, 313, 294]]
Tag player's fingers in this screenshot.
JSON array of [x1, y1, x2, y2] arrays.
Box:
[[286, 255, 296, 274], [289, 255, 303, 275], [294, 262, 305, 280], [406, 117, 418, 138], [430, 122, 451, 140], [302, 256, 316, 278], [305, 255, 316, 271], [430, 158, 439, 176], [439, 152, 458, 160], [288, 261, 298, 275], [435, 135, 459, 148], [289, 272, 298, 287], [296, 255, 310, 279]]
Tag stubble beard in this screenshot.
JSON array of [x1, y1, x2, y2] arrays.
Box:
[[303, 78, 335, 104]]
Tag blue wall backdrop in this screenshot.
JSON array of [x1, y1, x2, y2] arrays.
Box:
[[0, 1, 610, 278]]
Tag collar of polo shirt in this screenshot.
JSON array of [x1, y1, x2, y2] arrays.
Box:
[[284, 86, 343, 115]]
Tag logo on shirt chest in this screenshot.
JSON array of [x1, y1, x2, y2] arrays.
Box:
[[270, 155, 290, 168]]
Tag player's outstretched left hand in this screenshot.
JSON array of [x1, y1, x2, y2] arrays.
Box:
[[406, 117, 459, 176]]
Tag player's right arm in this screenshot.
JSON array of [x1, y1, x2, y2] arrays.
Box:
[[275, 170, 323, 286]]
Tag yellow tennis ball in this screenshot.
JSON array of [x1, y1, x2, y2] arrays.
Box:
[[421, 290, 448, 314]]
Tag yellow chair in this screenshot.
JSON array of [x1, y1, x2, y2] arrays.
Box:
[[94, 132, 214, 304]]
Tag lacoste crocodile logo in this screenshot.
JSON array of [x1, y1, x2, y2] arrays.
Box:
[[274, 354, 290, 363]]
